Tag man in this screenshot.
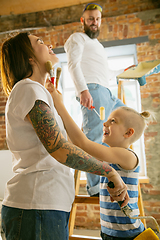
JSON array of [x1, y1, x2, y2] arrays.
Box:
[[64, 3, 125, 197]]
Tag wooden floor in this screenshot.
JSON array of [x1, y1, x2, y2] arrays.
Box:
[[73, 229, 100, 237]]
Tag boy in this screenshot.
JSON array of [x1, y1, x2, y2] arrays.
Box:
[[46, 82, 150, 239]]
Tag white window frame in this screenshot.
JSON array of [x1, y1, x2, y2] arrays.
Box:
[[56, 44, 147, 179]]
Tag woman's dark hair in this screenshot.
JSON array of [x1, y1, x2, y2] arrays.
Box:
[[1, 32, 37, 96]]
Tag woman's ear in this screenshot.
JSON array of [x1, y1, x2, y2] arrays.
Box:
[[29, 58, 33, 64], [124, 128, 134, 138]]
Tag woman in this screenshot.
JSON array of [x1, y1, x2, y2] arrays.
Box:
[[1, 32, 129, 240]]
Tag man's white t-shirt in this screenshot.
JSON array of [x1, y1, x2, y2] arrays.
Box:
[[64, 32, 122, 97], [3, 79, 75, 211]]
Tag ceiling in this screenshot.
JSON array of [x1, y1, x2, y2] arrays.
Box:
[[1, 0, 93, 16]]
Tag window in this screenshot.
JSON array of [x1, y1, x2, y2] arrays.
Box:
[[55, 54, 82, 128], [106, 45, 147, 177], [56, 44, 147, 178]]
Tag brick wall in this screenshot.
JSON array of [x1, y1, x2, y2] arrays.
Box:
[[0, 0, 160, 33], [0, 0, 160, 231]]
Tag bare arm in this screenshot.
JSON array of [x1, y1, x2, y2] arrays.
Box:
[[46, 81, 137, 170], [27, 99, 129, 206]]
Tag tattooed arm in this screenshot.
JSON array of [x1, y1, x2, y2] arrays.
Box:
[[27, 100, 129, 206]]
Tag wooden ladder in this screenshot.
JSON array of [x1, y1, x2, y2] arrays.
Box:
[[69, 170, 101, 240], [69, 171, 147, 239], [69, 80, 147, 239]]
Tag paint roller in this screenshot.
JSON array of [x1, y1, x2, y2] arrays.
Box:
[[91, 106, 105, 120], [134, 228, 159, 240], [45, 60, 55, 84], [108, 181, 160, 235]]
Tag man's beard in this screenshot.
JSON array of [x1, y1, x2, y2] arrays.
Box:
[[84, 22, 100, 39]]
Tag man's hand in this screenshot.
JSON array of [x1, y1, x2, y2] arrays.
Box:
[[80, 90, 93, 109]]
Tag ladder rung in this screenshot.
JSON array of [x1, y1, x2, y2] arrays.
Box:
[[74, 195, 99, 204]]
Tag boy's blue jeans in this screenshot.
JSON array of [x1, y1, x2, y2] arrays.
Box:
[[77, 84, 125, 196], [1, 205, 70, 240]]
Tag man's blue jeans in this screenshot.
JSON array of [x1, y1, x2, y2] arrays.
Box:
[[77, 83, 125, 196], [1, 205, 70, 240]]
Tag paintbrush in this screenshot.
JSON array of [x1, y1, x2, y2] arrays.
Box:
[[56, 67, 62, 89], [45, 60, 55, 85]]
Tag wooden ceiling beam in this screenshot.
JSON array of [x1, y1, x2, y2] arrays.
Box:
[[0, 0, 93, 16], [0, 4, 83, 34]]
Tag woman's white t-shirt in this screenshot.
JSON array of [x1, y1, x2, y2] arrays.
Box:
[[3, 78, 75, 211]]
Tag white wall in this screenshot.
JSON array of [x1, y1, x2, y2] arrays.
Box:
[[0, 150, 13, 199]]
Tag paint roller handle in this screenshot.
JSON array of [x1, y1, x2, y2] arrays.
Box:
[[108, 181, 133, 217], [108, 181, 124, 207], [108, 181, 132, 217], [108, 181, 133, 216]]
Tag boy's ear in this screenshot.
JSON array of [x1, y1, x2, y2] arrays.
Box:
[[124, 128, 134, 138]]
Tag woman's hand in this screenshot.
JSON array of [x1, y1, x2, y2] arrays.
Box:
[[107, 171, 130, 207], [45, 79, 64, 113]]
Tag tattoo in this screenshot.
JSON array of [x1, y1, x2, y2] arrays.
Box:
[[65, 153, 112, 176], [29, 100, 113, 176], [29, 100, 66, 153]]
